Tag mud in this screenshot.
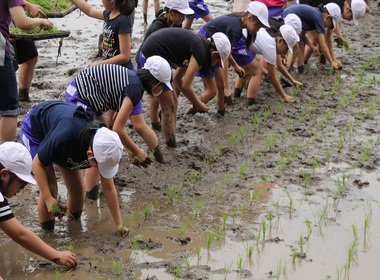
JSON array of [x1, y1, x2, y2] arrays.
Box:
[[1, 0, 380, 279]]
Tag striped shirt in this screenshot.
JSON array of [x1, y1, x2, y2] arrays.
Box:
[[0, 199, 14, 222], [74, 64, 145, 114]]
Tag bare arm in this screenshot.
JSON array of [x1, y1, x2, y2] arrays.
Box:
[[23, 1, 47, 18], [267, 63, 293, 103], [70, 0, 104, 19], [112, 97, 148, 162], [91, 33, 131, 67], [0, 218, 77, 268], [318, 33, 340, 69], [276, 54, 303, 87], [9, 6, 52, 30], [99, 177, 129, 236]]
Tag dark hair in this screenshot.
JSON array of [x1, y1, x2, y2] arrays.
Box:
[[117, 0, 135, 16], [266, 27, 282, 38], [136, 68, 160, 95], [78, 120, 106, 154], [195, 35, 213, 76], [318, 5, 329, 13]]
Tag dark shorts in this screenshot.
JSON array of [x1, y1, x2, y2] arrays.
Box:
[[20, 106, 40, 159], [11, 40, 38, 64], [65, 80, 143, 116], [0, 54, 19, 116], [232, 38, 255, 67], [186, 0, 210, 19]]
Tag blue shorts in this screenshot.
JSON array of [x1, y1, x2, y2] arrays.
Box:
[[65, 80, 143, 116], [20, 107, 40, 159], [0, 54, 19, 116], [268, 7, 284, 18], [186, 0, 210, 19], [138, 51, 173, 92], [232, 37, 255, 67]]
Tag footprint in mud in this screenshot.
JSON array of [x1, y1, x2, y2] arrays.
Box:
[[165, 236, 191, 245]]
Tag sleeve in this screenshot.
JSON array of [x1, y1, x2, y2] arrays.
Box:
[[118, 16, 133, 35], [0, 199, 15, 222], [122, 76, 144, 107]]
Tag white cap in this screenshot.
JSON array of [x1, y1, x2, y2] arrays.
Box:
[[324, 3, 341, 29], [284, 13, 302, 35], [351, 0, 366, 26], [211, 32, 231, 69], [0, 142, 36, 198], [165, 0, 194, 15], [144, 56, 173, 90], [280, 25, 299, 54], [93, 127, 123, 179], [246, 1, 270, 28]]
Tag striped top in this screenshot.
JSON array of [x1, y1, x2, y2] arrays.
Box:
[[0, 198, 14, 222], [75, 64, 145, 114]]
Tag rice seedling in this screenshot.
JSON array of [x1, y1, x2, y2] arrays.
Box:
[[67, 240, 75, 253], [215, 228, 223, 240], [241, 202, 247, 214], [174, 264, 181, 280], [174, 186, 182, 203], [188, 170, 201, 183], [359, 142, 371, 166], [287, 119, 293, 131], [231, 130, 240, 146], [301, 170, 312, 188], [363, 208, 372, 250], [193, 199, 205, 217], [112, 259, 122, 277], [255, 225, 262, 248], [273, 200, 281, 221], [128, 211, 141, 228], [167, 185, 175, 204], [207, 231, 213, 250], [246, 243, 254, 259], [182, 256, 191, 270], [304, 219, 312, 239], [328, 65, 334, 75], [223, 171, 233, 186], [291, 249, 298, 267], [142, 204, 153, 221], [298, 235, 304, 255], [317, 199, 331, 226], [55, 269, 61, 280], [222, 213, 228, 230], [251, 114, 261, 131], [252, 150, 263, 167], [213, 184, 223, 202], [285, 188, 294, 218], [204, 150, 216, 166], [195, 247, 202, 262], [231, 207, 239, 223], [336, 136, 345, 153], [342, 40, 351, 51], [262, 107, 272, 122], [238, 162, 248, 178], [265, 135, 277, 151], [261, 220, 266, 241], [281, 128, 287, 140], [178, 223, 185, 237], [178, 169, 185, 187], [237, 253, 243, 269], [268, 211, 274, 235], [223, 262, 233, 279]]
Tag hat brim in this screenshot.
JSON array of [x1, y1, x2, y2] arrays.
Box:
[[165, 82, 173, 90], [177, 7, 194, 15], [258, 16, 270, 28], [98, 163, 119, 179], [15, 173, 36, 185]]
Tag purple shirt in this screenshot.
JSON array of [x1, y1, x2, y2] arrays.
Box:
[[0, 0, 25, 41]]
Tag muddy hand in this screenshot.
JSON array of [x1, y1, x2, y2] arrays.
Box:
[[116, 225, 130, 237], [52, 251, 78, 269]]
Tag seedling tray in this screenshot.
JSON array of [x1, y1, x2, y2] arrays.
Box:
[[10, 30, 70, 41]]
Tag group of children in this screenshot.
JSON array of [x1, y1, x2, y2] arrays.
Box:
[[0, 0, 368, 275]]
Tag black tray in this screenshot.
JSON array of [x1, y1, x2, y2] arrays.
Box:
[[45, 6, 77, 18], [10, 30, 70, 41]]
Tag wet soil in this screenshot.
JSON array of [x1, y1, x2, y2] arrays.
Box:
[[1, 0, 380, 279]]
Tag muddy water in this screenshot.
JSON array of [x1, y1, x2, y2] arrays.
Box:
[[2, 0, 380, 279]]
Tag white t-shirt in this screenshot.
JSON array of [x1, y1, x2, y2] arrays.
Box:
[[249, 28, 277, 65]]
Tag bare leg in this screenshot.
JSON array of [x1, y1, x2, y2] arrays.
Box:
[[246, 59, 262, 100], [38, 165, 58, 224], [58, 167, 85, 219], [0, 116, 18, 143], [149, 95, 160, 125], [18, 56, 38, 101], [157, 90, 177, 146], [201, 76, 217, 104], [142, 0, 148, 24], [130, 113, 158, 150]]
